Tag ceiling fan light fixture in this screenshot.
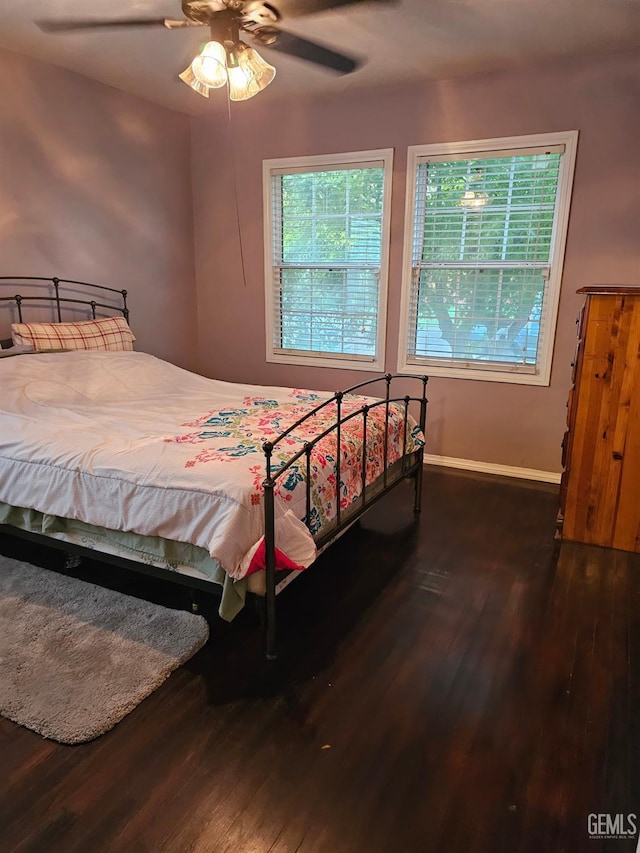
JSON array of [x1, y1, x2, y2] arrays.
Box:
[[39, 0, 366, 103], [227, 44, 276, 101], [190, 40, 228, 88]]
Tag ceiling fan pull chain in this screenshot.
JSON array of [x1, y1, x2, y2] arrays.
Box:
[[227, 97, 249, 290]]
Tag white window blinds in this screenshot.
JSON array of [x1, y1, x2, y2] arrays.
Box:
[[266, 155, 390, 366], [400, 134, 577, 383]]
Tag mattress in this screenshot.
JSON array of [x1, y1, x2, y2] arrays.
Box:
[[0, 501, 249, 621]]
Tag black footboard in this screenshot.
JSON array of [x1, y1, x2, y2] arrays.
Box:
[[261, 373, 428, 659]]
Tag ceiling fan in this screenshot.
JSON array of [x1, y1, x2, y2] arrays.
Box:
[[37, 0, 395, 101]]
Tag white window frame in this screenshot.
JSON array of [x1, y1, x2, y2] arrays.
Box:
[[263, 149, 393, 372], [397, 131, 578, 385]]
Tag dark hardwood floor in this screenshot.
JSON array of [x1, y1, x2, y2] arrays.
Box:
[[1, 467, 639, 853]]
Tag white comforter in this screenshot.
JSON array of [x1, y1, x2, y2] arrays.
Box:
[[0, 352, 423, 579]]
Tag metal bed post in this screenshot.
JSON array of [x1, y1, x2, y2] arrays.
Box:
[[335, 391, 343, 527], [413, 376, 429, 514], [401, 395, 410, 475], [262, 441, 278, 660], [383, 374, 391, 489], [361, 406, 369, 508], [304, 442, 312, 525], [52, 277, 62, 321]]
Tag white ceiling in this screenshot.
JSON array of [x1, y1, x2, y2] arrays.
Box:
[[1, 0, 639, 115]]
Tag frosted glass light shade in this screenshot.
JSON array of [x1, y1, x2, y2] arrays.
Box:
[[179, 41, 227, 96], [228, 46, 275, 101], [178, 63, 210, 97], [191, 41, 227, 88]]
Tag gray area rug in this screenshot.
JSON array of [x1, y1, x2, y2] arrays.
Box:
[[0, 555, 210, 744]]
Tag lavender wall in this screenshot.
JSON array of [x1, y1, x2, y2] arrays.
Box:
[[0, 48, 198, 368], [191, 51, 640, 474]]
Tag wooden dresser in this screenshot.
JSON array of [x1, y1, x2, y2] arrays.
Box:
[[558, 285, 640, 552]]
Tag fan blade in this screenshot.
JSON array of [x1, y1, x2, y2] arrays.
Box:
[[262, 30, 360, 73], [272, 0, 397, 18], [36, 18, 177, 33]]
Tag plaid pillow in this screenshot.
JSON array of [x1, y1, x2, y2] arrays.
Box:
[[11, 317, 135, 352]]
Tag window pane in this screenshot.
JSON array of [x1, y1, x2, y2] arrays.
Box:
[[412, 267, 544, 365], [418, 153, 561, 265], [279, 168, 384, 265], [279, 268, 379, 356]]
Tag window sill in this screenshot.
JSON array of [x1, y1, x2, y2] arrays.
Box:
[[267, 350, 385, 373], [398, 358, 551, 386]]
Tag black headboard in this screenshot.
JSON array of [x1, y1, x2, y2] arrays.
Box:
[[0, 276, 129, 348]]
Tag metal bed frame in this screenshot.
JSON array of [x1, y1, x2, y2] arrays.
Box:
[[0, 277, 428, 659]]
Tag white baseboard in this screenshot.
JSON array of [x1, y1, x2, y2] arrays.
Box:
[[424, 453, 562, 484]]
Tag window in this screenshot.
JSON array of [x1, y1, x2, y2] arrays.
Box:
[[398, 131, 578, 384], [264, 149, 393, 371]]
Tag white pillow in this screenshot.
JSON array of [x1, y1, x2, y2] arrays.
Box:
[[0, 344, 34, 358]]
